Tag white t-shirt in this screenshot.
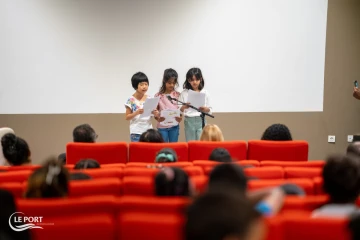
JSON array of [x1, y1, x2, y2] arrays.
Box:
[[179, 89, 212, 117], [312, 204, 359, 218], [124, 96, 152, 135]]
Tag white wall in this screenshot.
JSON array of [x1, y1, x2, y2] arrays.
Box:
[[0, 0, 328, 113]]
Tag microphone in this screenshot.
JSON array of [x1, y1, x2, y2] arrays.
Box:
[[166, 95, 174, 101]]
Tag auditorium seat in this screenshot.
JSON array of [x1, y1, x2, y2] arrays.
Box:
[[284, 167, 322, 179], [66, 142, 128, 164], [0, 182, 24, 198], [69, 168, 123, 179], [193, 160, 260, 172], [123, 177, 154, 196], [247, 179, 315, 195], [69, 178, 122, 197], [126, 162, 193, 168], [261, 160, 325, 168], [0, 165, 41, 172], [188, 141, 247, 161], [281, 195, 329, 211], [244, 167, 284, 179], [129, 142, 188, 162], [0, 170, 32, 183], [313, 177, 325, 195], [247, 140, 308, 161]]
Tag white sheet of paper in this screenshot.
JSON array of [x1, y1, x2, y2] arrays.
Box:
[[187, 90, 205, 108], [160, 109, 180, 127], [139, 97, 160, 118]]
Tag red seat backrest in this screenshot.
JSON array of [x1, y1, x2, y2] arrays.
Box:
[[188, 141, 247, 161], [284, 167, 322, 179], [69, 178, 122, 197], [313, 177, 325, 195], [123, 176, 154, 196], [247, 140, 308, 161], [0, 170, 32, 183], [69, 168, 123, 179], [281, 195, 329, 211], [66, 142, 128, 164], [244, 167, 284, 179], [0, 182, 24, 198], [129, 142, 188, 162], [247, 179, 315, 195], [0, 165, 41, 171], [126, 162, 193, 168], [261, 160, 325, 168]]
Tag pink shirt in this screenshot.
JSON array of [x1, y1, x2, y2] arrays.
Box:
[[154, 91, 180, 128]]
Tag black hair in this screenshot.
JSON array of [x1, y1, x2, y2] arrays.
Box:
[[74, 159, 100, 169], [25, 157, 69, 199], [1, 133, 30, 166], [209, 148, 232, 163], [139, 129, 164, 143], [73, 124, 97, 143], [0, 189, 31, 240], [353, 135, 360, 142], [58, 153, 66, 165], [347, 142, 360, 157], [183, 68, 205, 91], [159, 68, 179, 94], [69, 172, 92, 181], [261, 123, 293, 141], [208, 164, 248, 194], [131, 72, 149, 90], [155, 167, 191, 197], [280, 183, 305, 196], [155, 148, 178, 163], [185, 189, 261, 240], [349, 213, 360, 240], [323, 154, 360, 204]]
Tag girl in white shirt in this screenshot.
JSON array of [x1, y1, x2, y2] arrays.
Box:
[[179, 68, 212, 141]]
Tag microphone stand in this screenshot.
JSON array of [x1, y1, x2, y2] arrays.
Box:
[[167, 96, 214, 129]]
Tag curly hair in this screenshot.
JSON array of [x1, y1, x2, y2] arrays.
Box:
[[261, 124, 292, 141]]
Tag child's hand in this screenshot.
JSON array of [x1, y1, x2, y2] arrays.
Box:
[[181, 102, 190, 111], [158, 117, 165, 122], [152, 109, 160, 118], [199, 106, 210, 113], [175, 116, 182, 123], [136, 109, 144, 115]]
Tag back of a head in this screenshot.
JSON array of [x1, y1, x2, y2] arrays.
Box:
[[1, 133, 30, 166], [139, 129, 164, 143], [323, 154, 360, 203], [74, 159, 100, 169], [200, 124, 224, 142], [155, 148, 178, 163], [69, 172, 92, 181], [73, 124, 97, 143], [208, 164, 248, 194], [209, 148, 232, 163], [0, 128, 15, 166], [155, 167, 192, 197], [185, 190, 264, 240], [349, 213, 360, 240], [347, 142, 360, 157], [280, 183, 305, 196], [25, 157, 69, 198], [261, 123, 292, 141]]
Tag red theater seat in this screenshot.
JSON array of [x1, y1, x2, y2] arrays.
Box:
[[281, 195, 329, 211], [247, 140, 308, 161], [247, 179, 315, 195], [0, 170, 32, 183], [244, 167, 284, 179], [69, 168, 123, 179], [126, 162, 193, 168], [124, 166, 203, 178], [284, 167, 322, 179], [0, 182, 24, 198], [123, 177, 154, 196], [188, 141, 247, 161], [129, 142, 188, 162], [69, 178, 122, 197], [261, 160, 325, 168], [0, 165, 41, 172], [66, 142, 128, 164]]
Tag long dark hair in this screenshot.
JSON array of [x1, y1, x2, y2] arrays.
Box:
[[183, 67, 205, 91], [159, 68, 178, 94]]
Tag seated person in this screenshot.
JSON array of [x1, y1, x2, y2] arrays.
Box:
[[1, 133, 31, 166], [74, 158, 100, 169], [58, 124, 98, 164], [208, 163, 284, 216], [154, 167, 194, 197], [261, 123, 292, 141], [185, 189, 266, 240], [200, 124, 224, 141], [69, 172, 92, 181], [155, 148, 178, 163], [312, 154, 360, 218], [25, 157, 69, 198], [347, 142, 360, 157], [209, 148, 232, 163], [0, 127, 15, 166], [139, 129, 164, 143]]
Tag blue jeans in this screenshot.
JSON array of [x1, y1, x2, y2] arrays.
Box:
[[158, 125, 180, 142], [130, 134, 141, 142], [184, 116, 203, 141]]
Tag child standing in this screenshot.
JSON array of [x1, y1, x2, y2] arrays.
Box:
[[125, 72, 160, 142], [154, 69, 182, 142], [179, 68, 212, 141]]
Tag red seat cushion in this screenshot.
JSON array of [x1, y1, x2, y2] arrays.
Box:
[[188, 141, 247, 161], [129, 142, 188, 162]]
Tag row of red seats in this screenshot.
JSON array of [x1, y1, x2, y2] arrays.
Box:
[[65, 140, 309, 164], [0, 175, 325, 197], [15, 195, 351, 240]]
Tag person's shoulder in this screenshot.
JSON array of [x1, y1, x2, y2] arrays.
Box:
[[125, 96, 136, 104], [154, 92, 161, 97], [201, 89, 209, 93]]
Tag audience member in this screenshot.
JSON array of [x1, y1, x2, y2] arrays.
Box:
[[261, 123, 292, 141], [155, 148, 178, 163], [139, 129, 164, 143], [347, 142, 360, 157], [154, 167, 194, 197], [349, 213, 360, 240], [0, 189, 31, 240], [0, 128, 15, 166], [209, 148, 232, 163], [69, 172, 92, 181], [1, 133, 31, 166], [312, 154, 360, 218], [58, 124, 98, 164], [25, 157, 69, 198], [200, 124, 224, 141], [185, 189, 266, 240], [74, 159, 100, 169]]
